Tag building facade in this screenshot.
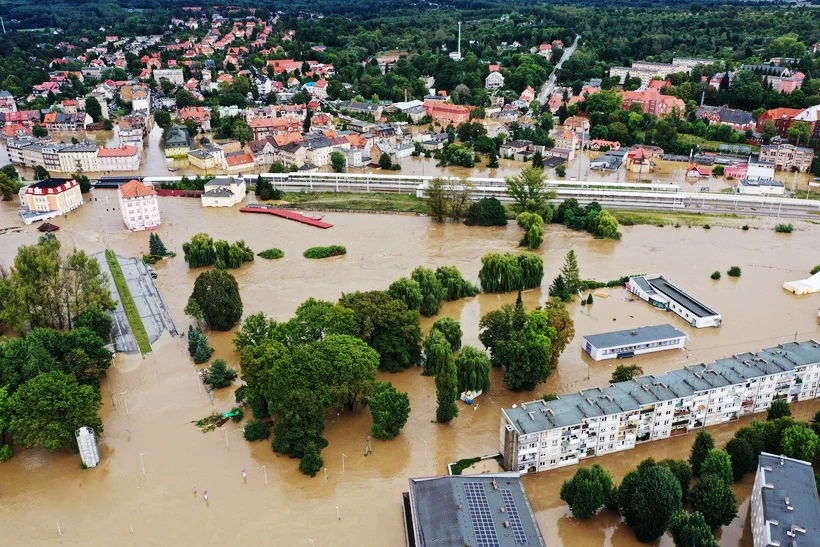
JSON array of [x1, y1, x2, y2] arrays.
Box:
[[583, 324, 686, 361], [98, 146, 140, 172], [23, 178, 83, 214], [118, 179, 160, 231], [628, 274, 721, 328], [201, 176, 246, 207], [758, 144, 814, 172], [501, 340, 820, 474], [750, 453, 820, 547]]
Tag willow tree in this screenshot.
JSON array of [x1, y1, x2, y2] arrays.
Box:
[[435, 349, 459, 423], [423, 329, 452, 376], [426, 177, 449, 222], [516, 212, 544, 250], [411, 266, 447, 317], [430, 317, 462, 351], [435, 266, 479, 301], [519, 252, 544, 289], [455, 346, 491, 394], [387, 277, 423, 311], [182, 233, 218, 268], [478, 253, 523, 293]]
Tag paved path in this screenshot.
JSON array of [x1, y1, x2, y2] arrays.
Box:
[[95, 252, 178, 354]]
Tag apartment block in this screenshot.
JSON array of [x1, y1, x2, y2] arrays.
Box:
[[500, 340, 820, 474]]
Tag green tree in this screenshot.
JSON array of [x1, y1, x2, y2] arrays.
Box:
[[689, 430, 715, 476], [269, 162, 287, 173], [330, 151, 346, 173], [435, 346, 458, 423], [543, 298, 574, 370], [455, 346, 491, 394], [435, 266, 479, 301], [560, 464, 614, 519], [73, 308, 113, 342], [149, 233, 168, 256], [84, 95, 102, 122], [411, 266, 447, 317], [378, 153, 393, 170], [369, 381, 410, 440], [243, 420, 270, 441], [299, 441, 324, 477], [618, 464, 682, 542], [388, 277, 423, 311], [423, 329, 452, 377], [767, 399, 791, 421], [781, 424, 819, 462], [32, 125, 48, 139], [725, 437, 754, 481], [0, 173, 22, 201], [72, 173, 91, 193], [339, 291, 421, 372], [189, 269, 243, 331], [689, 473, 738, 529], [464, 197, 508, 226], [555, 164, 566, 177], [153, 109, 171, 129], [425, 177, 450, 222], [667, 511, 718, 547], [700, 450, 733, 486], [559, 250, 581, 295], [549, 274, 570, 302], [531, 150, 544, 168], [232, 121, 253, 146], [611, 364, 643, 383], [205, 359, 238, 388], [505, 166, 554, 216], [431, 317, 462, 351], [193, 334, 214, 364], [786, 121, 811, 146], [659, 459, 693, 504], [232, 312, 278, 351], [8, 371, 102, 451], [272, 389, 327, 458], [316, 334, 379, 410]]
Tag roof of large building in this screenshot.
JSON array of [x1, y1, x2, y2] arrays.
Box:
[[119, 179, 156, 198], [504, 340, 820, 433], [27, 178, 77, 192], [98, 145, 138, 157], [756, 453, 820, 546], [584, 324, 686, 350], [407, 473, 545, 547]]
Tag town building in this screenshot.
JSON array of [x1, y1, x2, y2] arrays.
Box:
[[423, 99, 471, 125], [485, 71, 505, 90], [621, 88, 685, 117], [177, 106, 211, 132], [671, 57, 717, 70], [201, 175, 246, 207], [0, 90, 17, 113], [153, 68, 184, 85], [758, 144, 814, 172], [750, 453, 820, 547], [625, 146, 660, 173], [609, 62, 686, 88], [57, 141, 99, 173], [97, 146, 140, 172], [164, 125, 192, 157], [118, 179, 160, 231], [628, 274, 721, 328], [582, 324, 686, 361], [738, 161, 784, 195], [695, 105, 755, 131], [500, 340, 820, 474], [22, 178, 83, 219], [403, 473, 545, 547]]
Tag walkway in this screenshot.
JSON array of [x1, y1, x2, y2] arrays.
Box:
[[239, 204, 334, 228]]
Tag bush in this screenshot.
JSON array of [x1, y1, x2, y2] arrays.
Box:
[[774, 223, 793, 233], [299, 443, 324, 477], [205, 359, 238, 389], [243, 420, 270, 441], [0, 444, 11, 462], [742, 225, 749, 230], [303, 245, 347, 259], [710, 271, 721, 280], [703, 224, 711, 230], [727, 266, 742, 277], [811, 265, 820, 275], [464, 197, 508, 226], [257, 248, 284, 260], [230, 407, 244, 423]]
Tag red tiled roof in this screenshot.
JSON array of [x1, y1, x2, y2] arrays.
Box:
[[119, 179, 156, 198], [98, 146, 138, 157], [226, 153, 254, 167]]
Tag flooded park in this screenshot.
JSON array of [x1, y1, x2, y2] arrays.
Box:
[[0, 192, 818, 546]]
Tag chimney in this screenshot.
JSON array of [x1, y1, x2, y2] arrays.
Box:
[[457, 22, 462, 59]]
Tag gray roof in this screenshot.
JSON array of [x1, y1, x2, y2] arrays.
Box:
[[407, 473, 545, 547], [642, 275, 719, 319], [504, 340, 820, 434], [584, 324, 686, 350], [204, 176, 241, 188], [203, 187, 234, 198], [756, 453, 820, 546]]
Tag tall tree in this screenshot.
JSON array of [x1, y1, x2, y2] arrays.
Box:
[[766, 399, 791, 421], [430, 317, 462, 351], [8, 371, 103, 451], [188, 269, 243, 331], [617, 463, 682, 543], [330, 151, 346, 173], [435, 348, 458, 423], [455, 346, 491, 394], [368, 381, 410, 440], [505, 166, 555, 216], [689, 473, 738, 529], [388, 277, 423, 311], [699, 449, 733, 486], [425, 177, 449, 222], [272, 389, 327, 459], [781, 424, 819, 462], [543, 298, 574, 369], [232, 312, 279, 351], [560, 464, 614, 519], [724, 437, 754, 481], [423, 329, 452, 377], [689, 431, 715, 477], [559, 250, 581, 296], [411, 266, 447, 317], [667, 511, 718, 547]]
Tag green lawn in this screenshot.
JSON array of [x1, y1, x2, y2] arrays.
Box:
[[281, 191, 427, 213], [105, 250, 151, 355]]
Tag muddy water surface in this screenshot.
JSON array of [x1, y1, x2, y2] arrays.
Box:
[[0, 196, 818, 546]]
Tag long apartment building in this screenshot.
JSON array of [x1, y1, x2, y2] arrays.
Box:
[[500, 340, 820, 474]]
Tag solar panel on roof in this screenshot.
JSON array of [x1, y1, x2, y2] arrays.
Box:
[[464, 482, 500, 547], [501, 489, 528, 545]]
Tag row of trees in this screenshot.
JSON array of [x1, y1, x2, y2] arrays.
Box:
[[181, 233, 255, 269], [478, 252, 544, 293], [388, 266, 479, 318]]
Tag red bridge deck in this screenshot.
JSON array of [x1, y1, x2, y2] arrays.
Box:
[[239, 206, 333, 229]]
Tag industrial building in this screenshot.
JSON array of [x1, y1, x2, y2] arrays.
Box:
[[500, 340, 820, 474], [582, 324, 686, 361], [402, 473, 545, 547], [628, 274, 722, 328], [750, 453, 820, 547]]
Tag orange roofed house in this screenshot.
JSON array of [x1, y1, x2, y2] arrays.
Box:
[[621, 88, 685, 117], [118, 179, 160, 231], [423, 99, 472, 125]]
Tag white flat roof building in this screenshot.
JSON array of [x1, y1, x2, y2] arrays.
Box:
[[583, 324, 686, 361], [501, 340, 820, 474], [628, 274, 721, 328]]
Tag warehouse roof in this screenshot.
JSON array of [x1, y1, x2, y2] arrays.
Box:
[[584, 324, 685, 350], [756, 453, 820, 547]]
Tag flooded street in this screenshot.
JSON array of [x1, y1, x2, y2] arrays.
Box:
[[0, 195, 818, 546]]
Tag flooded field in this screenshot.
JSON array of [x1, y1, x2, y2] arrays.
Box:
[[0, 195, 818, 546]]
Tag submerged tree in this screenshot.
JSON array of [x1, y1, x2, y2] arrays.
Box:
[[411, 266, 447, 317], [560, 464, 614, 519], [369, 381, 411, 440], [430, 317, 463, 352], [455, 346, 491, 394], [435, 348, 459, 423], [188, 269, 243, 331]]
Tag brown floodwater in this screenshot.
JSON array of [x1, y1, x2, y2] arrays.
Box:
[[0, 195, 818, 546]]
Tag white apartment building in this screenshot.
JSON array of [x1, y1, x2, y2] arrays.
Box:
[[201, 176, 246, 207], [750, 453, 820, 547], [118, 179, 160, 231], [153, 68, 184, 85], [97, 146, 140, 172], [485, 71, 505, 90], [501, 340, 820, 474], [22, 178, 83, 215], [583, 324, 686, 361], [57, 142, 100, 173]]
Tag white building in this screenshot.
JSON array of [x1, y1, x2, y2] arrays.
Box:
[[21, 178, 84, 224], [118, 179, 160, 231], [750, 453, 820, 547], [738, 161, 784, 196], [501, 340, 820, 474], [97, 146, 140, 172], [582, 324, 686, 361], [628, 274, 721, 328], [485, 71, 505, 90], [75, 427, 101, 468], [57, 141, 99, 173], [201, 175, 246, 207], [153, 68, 184, 85]]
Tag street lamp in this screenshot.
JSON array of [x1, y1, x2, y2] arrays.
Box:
[[139, 452, 146, 475]]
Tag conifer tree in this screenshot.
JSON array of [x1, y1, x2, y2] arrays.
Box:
[[435, 351, 459, 422], [560, 250, 581, 295]]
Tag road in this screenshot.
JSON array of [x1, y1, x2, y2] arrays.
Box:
[[538, 34, 581, 104]]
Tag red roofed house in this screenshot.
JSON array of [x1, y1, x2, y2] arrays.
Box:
[[23, 178, 83, 217], [249, 117, 301, 140], [118, 179, 160, 231], [621, 88, 685, 117], [537, 44, 553, 60], [225, 151, 255, 173], [685, 163, 712, 178], [97, 146, 140, 172], [423, 99, 472, 125], [625, 146, 662, 173], [756, 107, 803, 137], [177, 106, 211, 132]]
